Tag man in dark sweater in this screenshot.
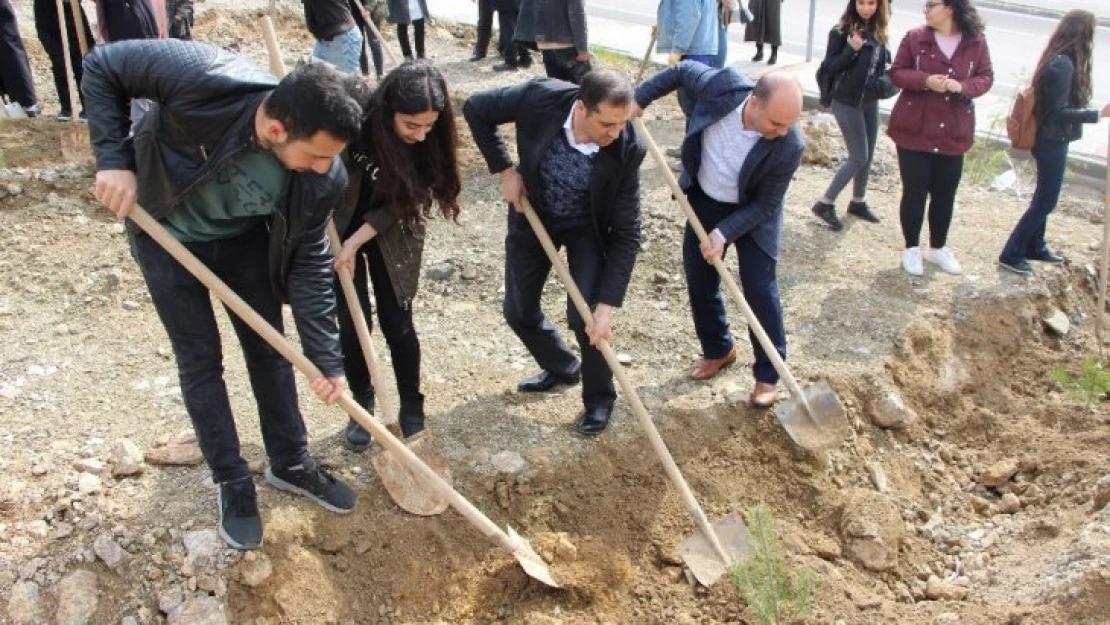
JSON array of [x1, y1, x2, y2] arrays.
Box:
[[464, 70, 645, 435]]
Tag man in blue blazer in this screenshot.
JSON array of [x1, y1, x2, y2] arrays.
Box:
[[634, 63, 803, 407]]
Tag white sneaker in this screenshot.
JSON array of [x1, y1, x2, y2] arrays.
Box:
[[902, 247, 924, 276], [924, 246, 962, 275]]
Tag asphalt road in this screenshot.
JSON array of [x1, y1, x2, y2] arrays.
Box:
[[587, 0, 1110, 104]]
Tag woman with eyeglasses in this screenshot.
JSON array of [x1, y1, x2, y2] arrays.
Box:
[[887, 0, 993, 277], [810, 0, 892, 231], [333, 61, 462, 450], [997, 10, 1110, 276]]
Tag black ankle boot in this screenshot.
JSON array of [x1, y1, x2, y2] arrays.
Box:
[[751, 44, 764, 62], [399, 395, 426, 439], [345, 394, 374, 451], [767, 46, 778, 65]]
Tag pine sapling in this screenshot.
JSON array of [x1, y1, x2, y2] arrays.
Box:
[[732, 504, 815, 625], [1050, 357, 1110, 411]]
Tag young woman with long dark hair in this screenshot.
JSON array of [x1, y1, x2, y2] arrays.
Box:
[[997, 10, 1110, 275], [335, 61, 461, 450], [811, 0, 891, 230]]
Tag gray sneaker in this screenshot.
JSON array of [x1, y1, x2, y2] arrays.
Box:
[[266, 457, 356, 514]]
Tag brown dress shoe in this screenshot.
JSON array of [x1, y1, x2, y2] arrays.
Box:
[[750, 382, 779, 408], [691, 347, 737, 380]]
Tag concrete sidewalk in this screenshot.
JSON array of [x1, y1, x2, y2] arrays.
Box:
[[429, 0, 1108, 179]]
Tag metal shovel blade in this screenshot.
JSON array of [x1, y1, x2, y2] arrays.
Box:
[[506, 525, 561, 588], [60, 125, 91, 162], [679, 512, 754, 587], [370, 430, 453, 516], [774, 380, 847, 451]]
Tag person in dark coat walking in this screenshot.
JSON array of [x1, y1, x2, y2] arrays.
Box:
[[744, 0, 782, 64], [0, 0, 39, 116], [491, 0, 531, 71], [33, 0, 95, 120], [387, 0, 430, 60], [468, 0, 494, 61]]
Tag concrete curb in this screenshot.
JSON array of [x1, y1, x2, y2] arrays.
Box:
[[976, 1, 1110, 28]]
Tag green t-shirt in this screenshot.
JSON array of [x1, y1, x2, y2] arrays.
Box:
[[161, 149, 290, 242]]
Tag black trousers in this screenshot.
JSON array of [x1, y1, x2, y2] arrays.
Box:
[[497, 10, 530, 66], [473, 0, 493, 56], [396, 18, 425, 59], [896, 147, 964, 249], [541, 48, 591, 85], [33, 0, 94, 113], [502, 213, 613, 411], [0, 0, 36, 107], [336, 238, 423, 416]]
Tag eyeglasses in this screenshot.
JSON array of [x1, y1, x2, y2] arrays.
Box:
[[923, 1, 943, 10]]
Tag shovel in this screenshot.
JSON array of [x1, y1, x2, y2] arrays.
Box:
[[518, 197, 751, 587], [126, 204, 559, 587], [635, 25, 658, 84], [1096, 131, 1110, 358], [55, 0, 89, 161], [632, 118, 848, 451], [325, 222, 452, 516]]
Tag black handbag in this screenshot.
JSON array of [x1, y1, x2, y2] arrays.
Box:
[[866, 46, 900, 100]]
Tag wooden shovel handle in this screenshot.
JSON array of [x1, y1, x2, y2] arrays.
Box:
[[68, 0, 88, 56], [127, 206, 524, 557], [261, 15, 286, 78], [631, 118, 811, 410], [635, 25, 657, 85], [518, 198, 732, 567], [54, 0, 81, 122], [1098, 131, 1110, 356], [325, 222, 398, 422]]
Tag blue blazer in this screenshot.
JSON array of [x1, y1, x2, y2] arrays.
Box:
[[635, 62, 804, 259]]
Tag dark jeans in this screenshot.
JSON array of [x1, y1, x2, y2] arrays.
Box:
[[999, 138, 1069, 262], [896, 147, 964, 248], [541, 48, 591, 84], [397, 18, 425, 59], [685, 185, 785, 384], [0, 0, 37, 108], [473, 0, 493, 56], [336, 238, 423, 413], [502, 213, 613, 410], [824, 99, 879, 202], [33, 0, 93, 113], [129, 225, 308, 484], [497, 10, 530, 66]]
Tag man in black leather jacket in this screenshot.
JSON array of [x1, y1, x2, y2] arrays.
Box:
[[83, 39, 364, 550], [464, 70, 644, 436]]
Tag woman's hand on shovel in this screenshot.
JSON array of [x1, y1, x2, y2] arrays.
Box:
[[94, 169, 139, 219]]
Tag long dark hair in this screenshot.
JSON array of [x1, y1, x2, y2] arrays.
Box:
[[1033, 10, 1095, 109], [363, 61, 461, 224], [836, 0, 890, 47], [942, 0, 985, 37]]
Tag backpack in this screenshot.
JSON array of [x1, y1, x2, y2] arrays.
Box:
[[1006, 84, 1037, 150], [815, 61, 836, 108]]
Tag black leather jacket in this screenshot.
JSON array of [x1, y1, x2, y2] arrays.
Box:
[[1036, 54, 1101, 143], [82, 39, 347, 376], [823, 26, 887, 108]]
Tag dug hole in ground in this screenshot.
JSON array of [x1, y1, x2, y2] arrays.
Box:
[[1, 3, 1109, 624]]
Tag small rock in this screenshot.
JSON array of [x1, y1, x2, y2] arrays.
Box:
[[145, 438, 203, 466], [93, 534, 129, 570], [183, 530, 224, 573], [490, 451, 528, 477], [554, 535, 578, 562], [616, 352, 633, 366], [72, 459, 106, 475], [121, 617, 139, 625], [121, 300, 141, 311], [26, 519, 49, 539], [980, 458, 1020, 488], [998, 493, 1022, 514], [460, 265, 478, 280], [158, 589, 184, 614], [840, 489, 904, 571], [77, 474, 102, 495], [7, 581, 42, 625], [55, 570, 98, 625], [868, 462, 890, 494], [925, 575, 969, 601], [238, 553, 272, 587], [424, 262, 454, 281], [1042, 309, 1070, 336], [167, 596, 227, 625], [30, 462, 49, 477], [110, 439, 145, 477], [871, 392, 916, 429], [1093, 475, 1110, 510], [651, 271, 669, 284]]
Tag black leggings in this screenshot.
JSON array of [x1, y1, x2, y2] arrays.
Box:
[[396, 18, 424, 60], [896, 147, 964, 249]]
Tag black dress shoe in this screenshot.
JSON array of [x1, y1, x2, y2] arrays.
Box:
[[491, 62, 520, 72], [517, 369, 580, 393], [575, 406, 613, 436], [345, 419, 371, 452], [1027, 249, 1065, 264], [468, 51, 486, 62]]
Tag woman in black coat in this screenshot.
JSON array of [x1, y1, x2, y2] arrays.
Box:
[[744, 0, 782, 64], [387, 0, 430, 59]]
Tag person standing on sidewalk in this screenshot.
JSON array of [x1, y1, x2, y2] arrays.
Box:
[[888, 0, 993, 277], [82, 39, 363, 549], [304, 0, 365, 74], [387, 0, 430, 60], [468, 0, 494, 61], [0, 0, 39, 117], [810, 0, 890, 230], [334, 62, 461, 450], [464, 70, 645, 436], [744, 0, 781, 65], [633, 65, 804, 407], [998, 10, 1110, 276], [515, 0, 590, 84], [33, 0, 95, 120]]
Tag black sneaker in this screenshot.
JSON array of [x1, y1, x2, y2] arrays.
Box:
[[266, 457, 356, 514], [22, 103, 40, 118], [1027, 249, 1064, 264], [57, 110, 72, 122], [492, 62, 521, 72], [217, 477, 262, 550], [811, 202, 843, 231], [997, 258, 1033, 276], [345, 418, 371, 452], [847, 200, 881, 223]]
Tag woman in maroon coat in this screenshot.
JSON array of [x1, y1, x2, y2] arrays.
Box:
[[887, 0, 993, 277]]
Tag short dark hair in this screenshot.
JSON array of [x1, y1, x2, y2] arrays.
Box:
[[264, 62, 363, 142], [577, 69, 633, 113]]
